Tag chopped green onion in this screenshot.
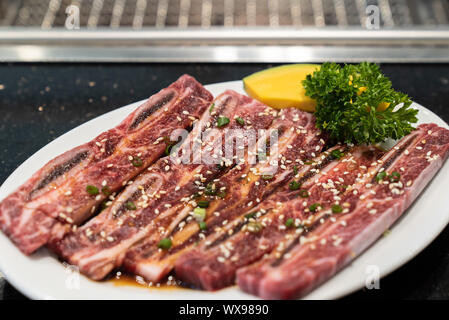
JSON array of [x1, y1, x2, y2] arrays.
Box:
[[332, 204, 343, 213], [131, 157, 143, 167], [86, 185, 99, 195], [247, 222, 262, 233], [375, 171, 387, 182], [204, 182, 217, 196], [304, 161, 313, 165], [216, 190, 227, 199], [293, 165, 299, 175], [217, 116, 230, 128], [199, 221, 207, 230], [100, 201, 107, 211], [197, 200, 210, 208], [245, 212, 257, 219], [193, 207, 207, 221], [209, 103, 215, 113], [289, 181, 301, 191], [163, 136, 172, 145], [165, 145, 172, 156], [299, 190, 309, 198], [125, 201, 136, 210], [309, 203, 321, 212], [285, 218, 294, 228], [236, 117, 245, 126], [101, 186, 111, 196], [389, 171, 401, 182], [261, 175, 273, 180], [331, 149, 344, 160], [157, 238, 172, 250]]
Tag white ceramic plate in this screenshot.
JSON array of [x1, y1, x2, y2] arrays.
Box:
[[1, 80, 448, 300]]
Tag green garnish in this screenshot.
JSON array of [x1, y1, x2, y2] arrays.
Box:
[[217, 116, 230, 127], [247, 222, 262, 233], [299, 190, 309, 198], [375, 171, 387, 182], [289, 181, 301, 191], [309, 203, 321, 212], [332, 204, 343, 213], [163, 137, 178, 156], [157, 238, 172, 250], [216, 190, 227, 199], [304, 161, 313, 165], [101, 186, 111, 196], [131, 157, 143, 167], [293, 165, 299, 175], [236, 117, 245, 126], [199, 221, 207, 230], [197, 200, 210, 208], [389, 171, 401, 182], [209, 103, 215, 113], [245, 212, 257, 219], [86, 185, 99, 195], [302, 62, 418, 145], [100, 201, 108, 211], [204, 182, 217, 196], [193, 207, 207, 221], [125, 201, 136, 210], [285, 218, 294, 228], [261, 175, 273, 181], [165, 145, 172, 156], [331, 149, 344, 160]]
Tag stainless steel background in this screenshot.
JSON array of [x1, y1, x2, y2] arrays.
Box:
[[1, 0, 448, 28], [0, 0, 449, 62]]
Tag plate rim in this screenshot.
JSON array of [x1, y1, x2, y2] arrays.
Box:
[[1, 80, 448, 300]]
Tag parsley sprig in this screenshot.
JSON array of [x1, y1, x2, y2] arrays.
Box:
[[302, 62, 418, 145]]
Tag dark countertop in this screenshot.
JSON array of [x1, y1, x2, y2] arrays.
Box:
[[0, 63, 448, 300]]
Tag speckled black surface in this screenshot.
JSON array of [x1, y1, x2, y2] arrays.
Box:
[[0, 63, 448, 300]]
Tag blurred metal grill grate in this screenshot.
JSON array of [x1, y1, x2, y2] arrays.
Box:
[[1, 0, 449, 28]]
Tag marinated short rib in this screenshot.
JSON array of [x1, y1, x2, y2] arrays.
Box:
[[123, 108, 328, 282], [55, 90, 277, 280], [0, 75, 213, 254], [237, 123, 449, 299], [174, 145, 384, 290]]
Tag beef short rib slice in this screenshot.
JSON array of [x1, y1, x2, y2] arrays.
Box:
[[123, 108, 328, 282], [0, 75, 213, 255], [174, 145, 384, 290], [236, 123, 449, 299], [54, 90, 277, 280]]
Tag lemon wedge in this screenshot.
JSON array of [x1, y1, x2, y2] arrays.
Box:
[[243, 64, 320, 112]]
